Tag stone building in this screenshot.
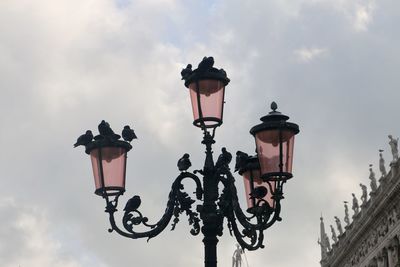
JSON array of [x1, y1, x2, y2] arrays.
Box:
[[319, 136, 400, 267]]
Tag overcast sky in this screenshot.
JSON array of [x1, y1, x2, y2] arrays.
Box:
[[0, 0, 399, 266]]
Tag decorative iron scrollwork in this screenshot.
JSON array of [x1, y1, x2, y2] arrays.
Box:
[[105, 171, 202, 241], [101, 133, 287, 250]]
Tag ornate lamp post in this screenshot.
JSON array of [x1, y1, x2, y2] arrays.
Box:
[[75, 57, 299, 267]]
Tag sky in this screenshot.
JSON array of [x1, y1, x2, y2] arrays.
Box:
[[0, 0, 399, 266]]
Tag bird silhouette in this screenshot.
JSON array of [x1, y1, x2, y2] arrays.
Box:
[[181, 64, 192, 80], [249, 186, 268, 199], [234, 151, 249, 172], [98, 120, 120, 140], [177, 153, 192, 172], [124, 195, 141, 213], [216, 147, 232, 168], [197, 57, 214, 73], [122, 125, 137, 142], [73, 130, 93, 147], [98, 120, 114, 136]]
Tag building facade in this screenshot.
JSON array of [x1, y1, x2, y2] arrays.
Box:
[[319, 140, 400, 267]]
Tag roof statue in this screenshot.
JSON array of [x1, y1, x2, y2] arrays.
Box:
[[388, 135, 399, 162], [330, 225, 338, 243], [334, 216, 343, 235], [379, 149, 387, 177], [359, 183, 368, 205], [343, 201, 350, 227], [369, 164, 378, 193], [352, 193, 359, 216]]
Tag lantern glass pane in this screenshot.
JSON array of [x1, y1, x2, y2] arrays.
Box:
[[243, 170, 275, 209], [90, 147, 127, 195], [189, 79, 225, 127], [255, 129, 295, 178]]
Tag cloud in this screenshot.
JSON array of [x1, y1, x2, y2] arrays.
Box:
[[353, 2, 375, 32], [294, 47, 328, 62], [0, 198, 105, 267], [0, 0, 399, 267], [330, 0, 376, 32]]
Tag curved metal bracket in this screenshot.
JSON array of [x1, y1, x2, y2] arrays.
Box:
[[217, 166, 284, 250], [105, 172, 203, 241]]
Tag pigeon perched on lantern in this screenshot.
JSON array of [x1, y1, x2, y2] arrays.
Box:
[[74, 130, 93, 147], [234, 151, 249, 172], [216, 147, 232, 168], [124, 195, 142, 212], [177, 153, 192, 172], [122, 125, 137, 142]]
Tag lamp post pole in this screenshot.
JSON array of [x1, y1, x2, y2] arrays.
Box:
[[201, 132, 220, 267], [75, 57, 299, 267]]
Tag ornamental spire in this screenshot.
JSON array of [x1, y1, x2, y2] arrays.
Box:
[[319, 216, 331, 259]]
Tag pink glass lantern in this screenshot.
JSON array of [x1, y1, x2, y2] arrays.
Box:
[[250, 102, 299, 181], [240, 156, 276, 212], [182, 57, 230, 128], [239, 157, 275, 212], [86, 140, 132, 197], [188, 79, 225, 128]]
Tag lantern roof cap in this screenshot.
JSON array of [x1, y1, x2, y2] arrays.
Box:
[[181, 56, 230, 87], [79, 120, 133, 154], [250, 102, 299, 136], [260, 101, 289, 122], [85, 138, 132, 154]]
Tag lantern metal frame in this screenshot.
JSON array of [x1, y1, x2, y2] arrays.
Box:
[[182, 57, 230, 129], [85, 137, 132, 197], [239, 155, 278, 214], [250, 102, 299, 182], [76, 57, 299, 267]]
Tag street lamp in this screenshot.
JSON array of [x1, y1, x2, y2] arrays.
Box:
[[75, 57, 299, 267], [183, 56, 230, 129]]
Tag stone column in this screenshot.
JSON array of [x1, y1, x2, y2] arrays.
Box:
[[388, 238, 399, 267], [377, 250, 386, 267], [369, 257, 378, 267], [390, 161, 399, 179]]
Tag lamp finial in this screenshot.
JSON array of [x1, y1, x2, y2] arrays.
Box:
[[271, 101, 278, 112]]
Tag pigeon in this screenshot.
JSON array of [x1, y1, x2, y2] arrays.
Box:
[[177, 153, 191, 172], [234, 151, 249, 172], [98, 120, 120, 140], [98, 120, 114, 136], [181, 64, 192, 80], [249, 186, 268, 199], [197, 56, 214, 73], [124, 195, 141, 213], [122, 125, 137, 142], [216, 147, 232, 168], [73, 130, 93, 147]]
